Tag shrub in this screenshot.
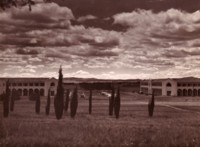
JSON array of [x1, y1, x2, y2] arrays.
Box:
[[64, 89, 70, 112], [148, 91, 155, 117], [70, 87, 78, 118], [54, 66, 64, 120], [109, 87, 115, 116], [114, 86, 121, 119], [89, 89, 92, 114], [45, 89, 51, 115]]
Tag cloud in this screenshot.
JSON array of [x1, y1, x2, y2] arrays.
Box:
[[77, 15, 98, 22], [0, 2, 74, 31], [1, 5, 200, 79], [113, 9, 200, 40], [16, 48, 39, 55]]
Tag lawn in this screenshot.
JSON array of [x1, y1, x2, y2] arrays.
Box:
[[0, 92, 200, 147]]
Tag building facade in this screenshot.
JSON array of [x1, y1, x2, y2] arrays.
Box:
[[0, 78, 58, 98], [140, 77, 200, 96]]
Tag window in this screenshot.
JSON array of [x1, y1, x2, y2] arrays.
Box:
[[29, 83, 33, 86], [152, 82, 162, 86], [167, 91, 171, 96], [23, 89, 28, 96], [166, 83, 171, 87], [18, 83, 22, 86], [23, 83, 28, 86], [12, 83, 16, 86], [40, 83, 45, 86], [35, 83, 39, 86], [51, 91, 55, 96], [50, 82, 55, 86], [40, 89, 44, 96]]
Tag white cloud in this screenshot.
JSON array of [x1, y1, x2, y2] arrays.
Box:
[[77, 15, 97, 22]]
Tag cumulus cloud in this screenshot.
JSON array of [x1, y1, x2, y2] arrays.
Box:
[[113, 9, 200, 40], [1, 5, 200, 79], [0, 2, 74, 31], [77, 15, 98, 22], [16, 48, 39, 55]]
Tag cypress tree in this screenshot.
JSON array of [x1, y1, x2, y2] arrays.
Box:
[[3, 80, 10, 118], [70, 87, 78, 118], [35, 93, 40, 114], [45, 89, 51, 115], [148, 91, 155, 117], [109, 87, 115, 116], [114, 86, 121, 119], [89, 89, 92, 114], [10, 90, 15, 112], [64, 89, 70, 112], [54, 66, 64, 120]]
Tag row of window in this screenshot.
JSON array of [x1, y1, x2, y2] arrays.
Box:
[[10, 82, 45, 87], [142, 82, 200, 87], [177, 89, 200, 96], [11, 88, 55, 96], [177, 83, 200, 87], [1, 82, 55, 87]]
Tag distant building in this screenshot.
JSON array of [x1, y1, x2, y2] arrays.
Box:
[[140, 77, 200, 96], [0, 78, 58, 98]]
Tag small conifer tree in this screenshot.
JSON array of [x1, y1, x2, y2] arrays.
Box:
[[45, 89, 51, 115], [54, 66, 64, 119], [148, 91, 155, 117], [109, 87, 115, 116], [89, 89, 92, 114], [3, 80, 10, 118], [10, 90, 15, 112], [114, 86, 121, 119], [70, 87, 78, 118], [35, 93, 40, 114]]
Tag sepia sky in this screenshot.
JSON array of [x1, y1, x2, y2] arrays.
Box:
[[0, 0, 200, 79]]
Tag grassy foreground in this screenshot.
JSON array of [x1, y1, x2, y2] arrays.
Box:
[[0, 92, 200, 147]]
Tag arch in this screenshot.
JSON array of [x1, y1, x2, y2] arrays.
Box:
[[11, 89, 16, 96], [188, 89, 192, 96], [50, 82, 55, 87], [177, 89, 182, 96], [183, 89, 187, 96], [29, 89, 33, 96], [23, 89, 28, 96], [34, 89, 39, 94], [40, 89, 44, 96], [17, 89, 22, 96], [193, 89, 197, 96], [12, 88, 17, 93], [166, 83, 171, 87], [198, 89, 200, 96]]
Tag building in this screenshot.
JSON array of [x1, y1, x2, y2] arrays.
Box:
[[0, 78, 58, 98], [140, 77, 200, 96]]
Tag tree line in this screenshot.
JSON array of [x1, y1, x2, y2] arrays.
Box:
[[1, 67, 155, 119]]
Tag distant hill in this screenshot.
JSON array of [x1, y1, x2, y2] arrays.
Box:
[[63, 77, 140, 83]]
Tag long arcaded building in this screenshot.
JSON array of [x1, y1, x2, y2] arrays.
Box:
[[0, 78, 58, 98], [140, 77, 200, 96]]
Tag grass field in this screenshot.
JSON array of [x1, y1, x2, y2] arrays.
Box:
[[0, 92, 200, 147]]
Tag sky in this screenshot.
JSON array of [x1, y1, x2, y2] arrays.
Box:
[[0, 0, 200, 79]]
